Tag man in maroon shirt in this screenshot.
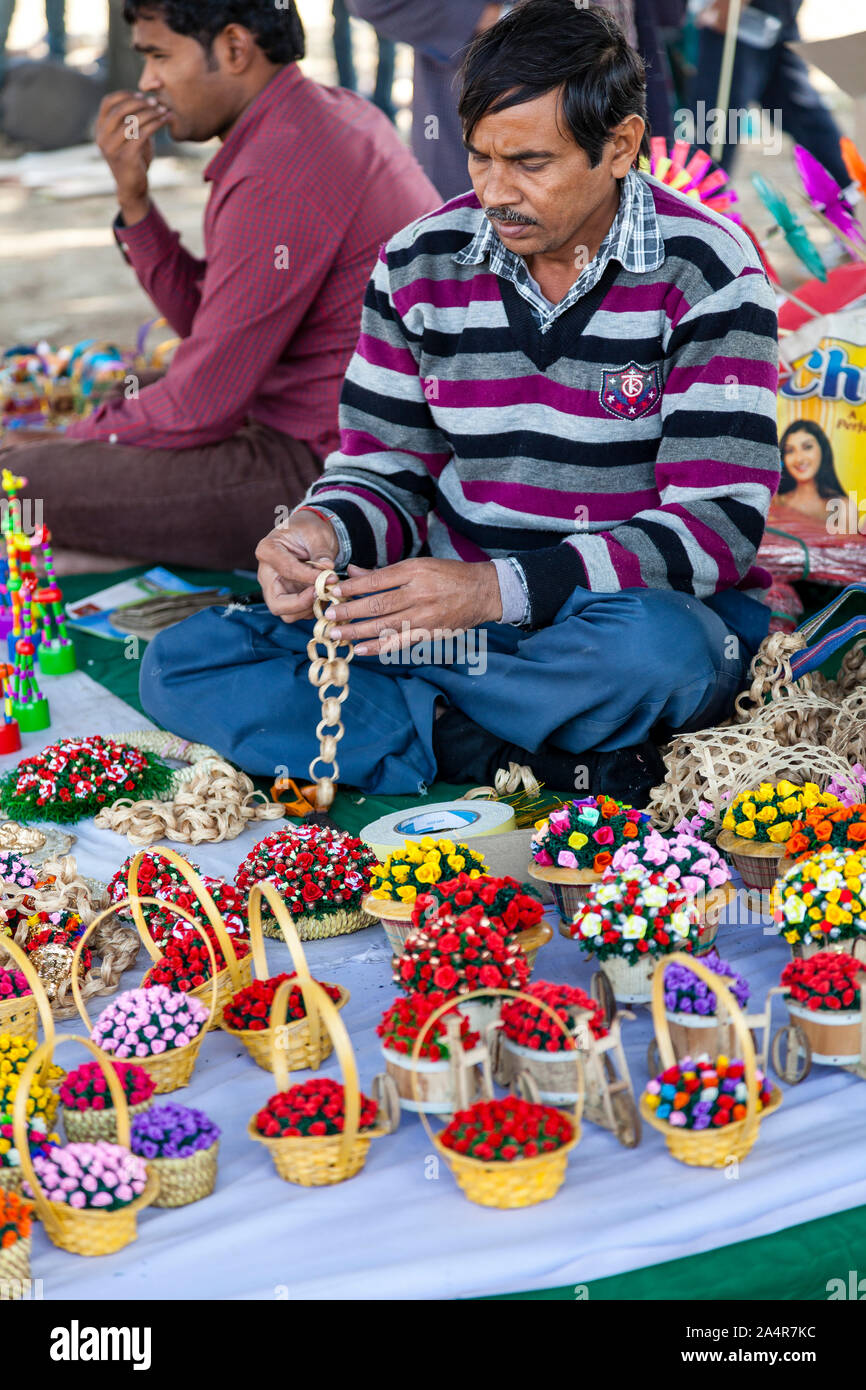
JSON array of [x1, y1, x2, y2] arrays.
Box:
[[2, 0, 439, 570]]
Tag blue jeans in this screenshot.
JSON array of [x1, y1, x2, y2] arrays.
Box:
[[139, 585, 770, 797], [0, 0, 65, 62], [689, 23, 849, 187]]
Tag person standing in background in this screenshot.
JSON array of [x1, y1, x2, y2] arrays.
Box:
[[688, 0, 851, 186], [0, 0, 65, 79], [332, 0, 397, 124]]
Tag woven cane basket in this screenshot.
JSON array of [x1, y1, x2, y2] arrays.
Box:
[[248, 978, 389, 1187], [0, 932, 55, 1046], [526, 863, 599, 932], [693, 881, 737, 956], [0, 1235, 31, 1298], [224, 881, 349, 1072], [61, 1098, 151, 1145], [125, 848, 252, 1029], [148, 1139, 219, 1208], [263, 904, 372, 942], [415, 987, 583, 1209], [12, 1033, 159, 1256], [640, 954, 782, 1167], [72, 898, 219, 1095]]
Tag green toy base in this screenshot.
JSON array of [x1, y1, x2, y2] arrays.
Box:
[[38, 644, 77, 676], [14, 699, 50, 732]]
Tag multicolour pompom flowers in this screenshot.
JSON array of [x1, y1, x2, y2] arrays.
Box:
[[0, 735, 173, 823], [569, 865, 701, 961], [532, 795, 652, 874], [644, 1054, 773, 1130], [771, 848, 866, 949]]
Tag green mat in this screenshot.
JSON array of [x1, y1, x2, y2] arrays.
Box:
[[62, 566, 861, 1302]]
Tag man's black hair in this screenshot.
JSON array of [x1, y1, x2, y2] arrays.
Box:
[[122, 0, 305, 64], [459, 0, 650, 168]]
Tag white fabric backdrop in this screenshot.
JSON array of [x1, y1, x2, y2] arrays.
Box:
[[6, 673, 866, 1301]]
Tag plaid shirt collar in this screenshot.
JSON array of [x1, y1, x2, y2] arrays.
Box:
[[453, 169, 664, 331]]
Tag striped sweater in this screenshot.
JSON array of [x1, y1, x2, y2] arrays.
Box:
[[304, 170, 781, 627]]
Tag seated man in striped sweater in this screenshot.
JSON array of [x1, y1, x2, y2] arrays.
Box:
[[140, 0, 780, 805]]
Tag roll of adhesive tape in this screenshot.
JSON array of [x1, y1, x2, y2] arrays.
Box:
[[361, 800, 515, 860]]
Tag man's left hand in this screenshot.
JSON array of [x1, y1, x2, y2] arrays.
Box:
[[325, 557, 503, 656]]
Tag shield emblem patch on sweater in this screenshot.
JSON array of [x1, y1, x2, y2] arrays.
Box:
[[599, 362, 661, 419]]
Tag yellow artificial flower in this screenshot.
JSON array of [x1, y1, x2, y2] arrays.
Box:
[[722, 812, 736, 830], [468, 869, 482, 879], [419, 837, 435, 852], [403, 844, 423, 864], [415, 863, 438, 884], [755, 806, 778, 823], [446, 854, 465, 872], [753, 782, 775, 803], [396, 885, 417, 902], [808, 906, 822, 920], [824, 904, 844, 925], [739, 802, 757, 821], [766, 821, 792, 843], [735, 820, 756, 839], [568, 831, 589, 849], [784, 929, 801, 943], [438, 839, 456, 855], [775, 779, 798, 799], [778, 796, 802, 816], [390, 864, 410, 883]]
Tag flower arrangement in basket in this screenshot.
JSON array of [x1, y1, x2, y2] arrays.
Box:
[[494, 980, 607, 1106], [363, 838, 488, 951], [235, 825, 377, 941], [783, 803, 866, 866], [770, 848, 866, 958], [411, 873, 551, 967], [529, 794, 653, 924], [131, 1103, 220, 1208], [780, 952, 865, 1067], [717, 781, 841, 890], [110, 851, 247, 945], [222, 881, 349, 1073], [88, 986, 211, 1095], [377, 991, 485, 1115], [395, 902, 530, 1032], [59, 1061, 155, 1144], [0, 1189, 33, 1299], [0, 1033, 63, 1129], [640, 954, 781, 1167], [412, 988, 583, 1208], [0, 734, 173, 823], [248, 978, 391, 1187], [661, 950, 750, 1062], [108, 850, 202, 916], [0, 851, 39, 935], [609, 818, 732, 955], [568, 865, 702, 1004], [13, 1034, 159, 1256], [0, 1114, 58, 1193]]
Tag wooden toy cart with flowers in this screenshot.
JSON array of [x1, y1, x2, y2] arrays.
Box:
[[488, 979, 642, 1147]]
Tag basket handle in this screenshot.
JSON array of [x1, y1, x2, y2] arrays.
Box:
[[70, 897, 220, 1034], [246, 881, 313, 986], [268, 977, 361, 1168], [411, 987, 585, 1154], [12, 1032, 133, 1236], [0, 932, 56, 1085], [125, 849, 245, 990], [651, 951, 761, 1153]]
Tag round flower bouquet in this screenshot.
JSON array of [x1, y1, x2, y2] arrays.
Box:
[[781, 952, 865, 1067], [89, 985, 212, 1095], [142, 921, 252, 1031], [412, 873, 551, 969], [495, 980, 607, 1105], [569, 866, 702, 1004], [529, 794, 653, 926], [0, 1113, 58, 1193], [661, 950, 750, 1063], [609, 823, 733, 955], [108, 850, 202, 919], [131, 1103, 220, 1208], [12, 1036, 159, 1257], [235, 824, 377, 941], [0, 734, 173, 823], [717, 780, 841, 890], [782, 802, 866, 870], [770, 848, 866, 959], [223, 972, 348, 1073], [640, 952, 781, 1166], [141, 877, 249, 945], [0, 1189, 33, 1299], [434, 1094, 579, 1209], [364, 838, 488, 953], [395, 903, 530, 1032], [0, 850, 39, 938], [248, 980, 390, 1186], [59, 1060, 156, 1144], [377, 991, 484, 1115]]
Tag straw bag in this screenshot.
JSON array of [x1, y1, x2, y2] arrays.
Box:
[[125, 849, 253, 1029], [71, 903, 219, 1094], [640, 953, 782, 1167], [415, 988, 584, 1209], [248, 979, 391, 1187], [223, 880, 348, 1072], [12, 1034, 158, 1256]]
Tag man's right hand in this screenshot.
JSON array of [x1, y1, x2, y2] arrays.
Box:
[[95, 90, 170, 226], [256, 510, 340, 623]]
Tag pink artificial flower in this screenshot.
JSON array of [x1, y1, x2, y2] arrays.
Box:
[[556, 851, 578, 869]]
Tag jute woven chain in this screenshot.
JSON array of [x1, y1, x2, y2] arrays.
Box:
[[306, 569, 354, 812]]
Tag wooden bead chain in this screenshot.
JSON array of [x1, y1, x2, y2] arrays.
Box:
[[306, 569, 354, 811]]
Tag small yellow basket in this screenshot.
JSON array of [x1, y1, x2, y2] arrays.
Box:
[[0, 931, 55, 1046], [12, 1033, 159, 1256]]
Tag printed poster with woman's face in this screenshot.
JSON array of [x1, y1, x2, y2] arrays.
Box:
[[774, 309, 866, 544]]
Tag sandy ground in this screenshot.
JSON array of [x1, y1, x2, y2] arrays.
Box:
[[0, 0, 861, 346]]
